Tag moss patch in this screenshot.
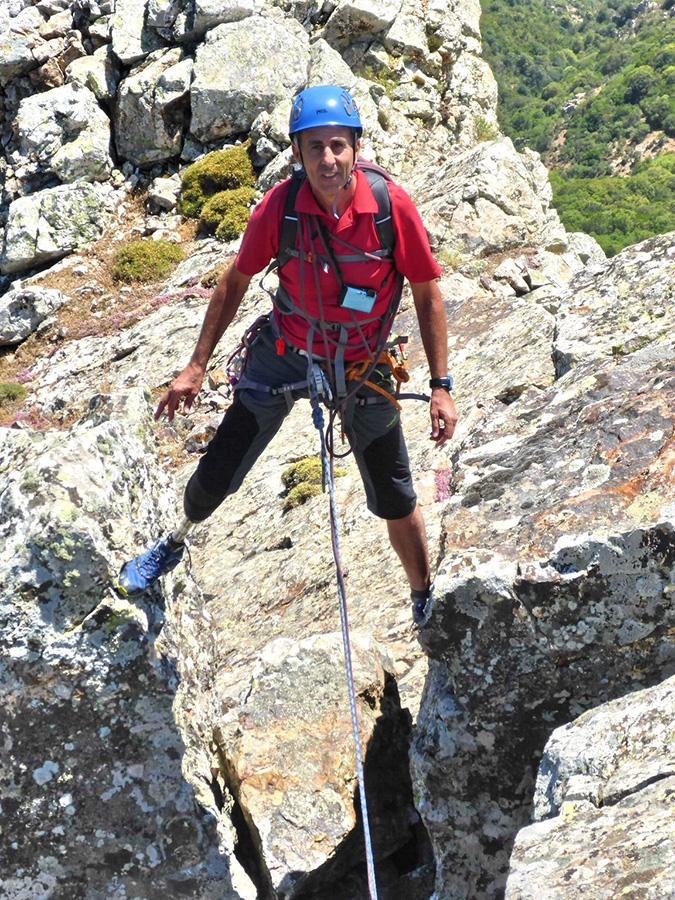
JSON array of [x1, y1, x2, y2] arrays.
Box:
[[281, 457, 346, 510], [282, 457, 323, 510], [199, 186, 257, 240], [111, 239, 184, 283], [179, 145, 257, 219]]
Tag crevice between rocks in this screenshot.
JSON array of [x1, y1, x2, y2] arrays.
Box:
[[601, 770, 675, 808], [212, 672, 435, 900], [212, 742, 275, 900]]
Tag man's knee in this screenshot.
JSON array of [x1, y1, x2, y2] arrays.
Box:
[[361, 428, 416, 519], [183, 395, 260, 520]]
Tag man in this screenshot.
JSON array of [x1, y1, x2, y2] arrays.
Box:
[[117, 84, 457, 624]]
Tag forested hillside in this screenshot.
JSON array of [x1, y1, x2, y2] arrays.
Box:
[[480, 0, 675, 254]]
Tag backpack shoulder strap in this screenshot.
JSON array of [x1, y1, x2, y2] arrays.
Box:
[[356, 161, 395, 256], [276, 168, 306, 271], [275, 160, 396, 271]]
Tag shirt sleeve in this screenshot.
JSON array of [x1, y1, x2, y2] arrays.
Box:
[[389, 182, 442, 283], [235, 180, 287, 276]]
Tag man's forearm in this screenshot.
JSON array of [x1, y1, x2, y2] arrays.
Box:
[[189, 264, 252, 370]]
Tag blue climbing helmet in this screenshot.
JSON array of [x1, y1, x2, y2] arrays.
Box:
[[288, 85, 363, 140]]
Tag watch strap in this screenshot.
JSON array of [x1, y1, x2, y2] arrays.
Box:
[[429, 375, 454, 391]]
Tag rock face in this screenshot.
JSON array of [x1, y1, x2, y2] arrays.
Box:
[[410, 232, 675, 899], [409, 139, 565, 255], [114, 48, 193, 166], [0, 390, 253, 899], [16, 81, 114, 185], [506, 676, 675, 899], [1, 203, 673, 898], [0, 0, 500, 279], [1, 182, 117, 275], [0, 286, 68, 346], [213, 633, 421, 899], [2, 2, 675, 900], [189, 17, 309, 143]]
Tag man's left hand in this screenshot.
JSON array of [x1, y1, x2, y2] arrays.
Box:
[[429, 388, 458, 446]]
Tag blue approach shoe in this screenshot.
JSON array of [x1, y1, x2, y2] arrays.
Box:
[[411, 584, 434, 627], [116, 535, 185, 597]]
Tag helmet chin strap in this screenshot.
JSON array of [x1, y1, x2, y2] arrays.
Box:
[[331, 159, 358, 218], [331, 170, 353, 218]]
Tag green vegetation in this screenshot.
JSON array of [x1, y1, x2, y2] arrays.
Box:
[[179, 145, 257, 240], [111, 240, 184, 283], [281, 457, 324, 510], [280, 457, 347, 510], [480, 0, 675, 253], [474, 115, 500, 143], [355, 63, 401, 96], [550, 154, 675, 255], [199, 186, 257, 240], [0, 381, 28, 406], [21, 469, 39, 494]]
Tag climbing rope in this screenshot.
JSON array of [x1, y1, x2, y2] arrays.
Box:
[[309, 364, 380, 900]]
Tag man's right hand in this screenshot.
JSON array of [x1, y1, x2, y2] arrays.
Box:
[[155, 363, 205, 421], [154, 263, 253, 423]]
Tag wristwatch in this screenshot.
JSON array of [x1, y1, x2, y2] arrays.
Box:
[[429, 376, 454, 391]]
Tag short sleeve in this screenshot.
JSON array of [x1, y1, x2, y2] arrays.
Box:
[[235, 180, 289, 277], [389, 183, 441, 283]]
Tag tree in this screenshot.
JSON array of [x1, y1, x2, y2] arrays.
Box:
[[625, 65, 659, 101]]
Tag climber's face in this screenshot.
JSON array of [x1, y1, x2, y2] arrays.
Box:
[[292, 125, 360, 213]]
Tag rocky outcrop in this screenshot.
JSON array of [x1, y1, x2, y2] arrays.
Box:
[[114, 48, 193, 166], [190, 17, 309, 144], [212, 633, 422, 899], [506, 676, 675, 899], [409, 138, 581, 258], [0, 286, 68, 345], [2, 213, 673, 899], [3, 2, 675, 900], [410, 232, 675, 899], [1, 182, 118, 275], [0, 389, 255, 898], [16, 81, 114, 185], [0, 0, 500, 278]]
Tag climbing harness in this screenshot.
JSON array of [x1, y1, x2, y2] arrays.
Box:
[[344, 339, 428, 410]]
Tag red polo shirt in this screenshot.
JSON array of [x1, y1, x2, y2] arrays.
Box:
[[236, 166, 441, 359]]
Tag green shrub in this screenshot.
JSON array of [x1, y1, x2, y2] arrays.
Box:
[[358, 64, 401, 96], [282, 457, 323, 491], [280, 457, 347, 510], [474, 115, 500, 142], [437, 246, 464, 268], [0, 382, 28, 406], [111, 240, 184, 283], [284, 481, 323, 510], [199, 186, 257, 241], [179, 145, 256, 218]]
